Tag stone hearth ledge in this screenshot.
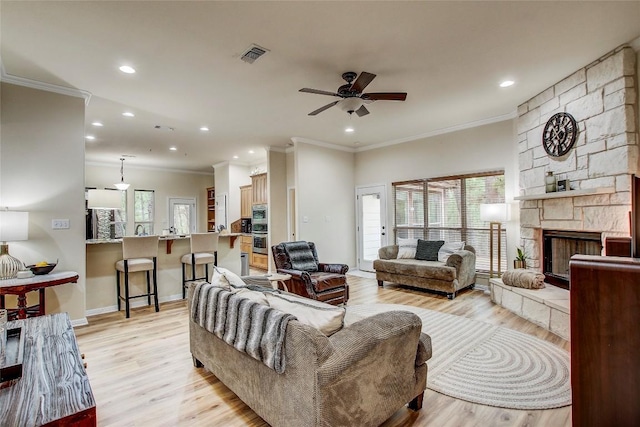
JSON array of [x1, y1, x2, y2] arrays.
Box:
[[489, 278, 569, 341]]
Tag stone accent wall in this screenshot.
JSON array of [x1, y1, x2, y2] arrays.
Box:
[[517, 45, 639, 269]]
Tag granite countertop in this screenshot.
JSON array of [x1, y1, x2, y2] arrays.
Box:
[[86, 235, 190, 244]]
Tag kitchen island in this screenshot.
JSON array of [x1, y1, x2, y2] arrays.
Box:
[[85, 233, 242, 315]]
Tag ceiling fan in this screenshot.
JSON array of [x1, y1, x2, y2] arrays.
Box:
[[299, 71, 407, 117]]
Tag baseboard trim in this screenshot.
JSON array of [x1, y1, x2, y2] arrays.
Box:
[[71, 317, 89, 327], [84, 293, 184, 318]]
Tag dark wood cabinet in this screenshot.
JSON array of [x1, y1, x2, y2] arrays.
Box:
[[569, 255, 640, 427]]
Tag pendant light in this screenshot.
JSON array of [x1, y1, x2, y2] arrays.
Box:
[[114, 157, 130, 191]]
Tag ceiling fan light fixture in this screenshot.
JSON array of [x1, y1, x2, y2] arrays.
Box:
[[339, 98, 365, 114]]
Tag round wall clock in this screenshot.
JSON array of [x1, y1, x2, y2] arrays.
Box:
[[542, 112, 578, 157]]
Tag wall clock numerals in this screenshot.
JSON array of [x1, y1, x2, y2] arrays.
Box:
[[542, 112, 577, 157]]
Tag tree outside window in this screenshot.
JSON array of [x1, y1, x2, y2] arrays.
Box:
[[134, 190, 154, 235]]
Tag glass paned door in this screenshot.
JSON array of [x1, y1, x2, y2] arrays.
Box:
[[169, 198, 196, 235], [357, 185, 387, 272]]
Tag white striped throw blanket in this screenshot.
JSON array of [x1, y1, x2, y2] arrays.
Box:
[[190, 282, 296, 373]]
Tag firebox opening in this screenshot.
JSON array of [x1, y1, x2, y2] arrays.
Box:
[[542, 230, 602, 290]]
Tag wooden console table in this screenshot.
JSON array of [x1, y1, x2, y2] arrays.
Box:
[[0, 313, 96, 426], [0, 271, 79, 320]]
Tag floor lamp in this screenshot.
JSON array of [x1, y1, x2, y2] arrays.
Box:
[[480, 203, 507, 278]]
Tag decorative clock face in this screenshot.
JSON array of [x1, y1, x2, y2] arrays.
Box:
[[542, 112, 578, 157]]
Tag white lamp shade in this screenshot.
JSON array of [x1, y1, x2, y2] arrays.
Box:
[[480, 203, 508, 222], [88, 189, 122, 209], [0, 211, 29, 242]]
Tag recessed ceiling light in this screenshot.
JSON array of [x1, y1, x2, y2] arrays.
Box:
[[91, 121, 103, 127], [119, 65, 136, 74], [122, 112, 135, 117], [233, 155, 239, 159], [169, 146, 177, 151], [200, 126, 209, 131], [85, 135, 95, 140], [500, 80, 515, 88], [345, 127, 355, 133], [248, 150, 255, 154]]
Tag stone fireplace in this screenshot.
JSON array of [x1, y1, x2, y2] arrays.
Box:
[[516, 45, 639, 275], [542, 230, 602, 289]]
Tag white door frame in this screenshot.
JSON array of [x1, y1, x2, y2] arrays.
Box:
[[355, 184, 388, 272], [168, 197, 197, 234]]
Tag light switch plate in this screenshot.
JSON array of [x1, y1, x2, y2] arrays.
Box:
[[52, 219, 70, 229]]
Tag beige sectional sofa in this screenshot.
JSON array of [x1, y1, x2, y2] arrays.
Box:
[[374, 244, 477, 299], [188, 278, 431, 427]]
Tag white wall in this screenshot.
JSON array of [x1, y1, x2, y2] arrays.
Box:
[[268, 149, 287, 270], [354, 119, 519, 264], [295, 141, 356, 266], [1, 82, 87, 323], [228, 163, 252, 225], [85, 164, 213, 233]]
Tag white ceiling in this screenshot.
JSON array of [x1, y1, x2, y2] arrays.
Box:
[[2, 1, 639, 173]]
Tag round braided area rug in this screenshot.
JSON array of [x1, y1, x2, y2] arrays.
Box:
[[346, 304, 571, 410]]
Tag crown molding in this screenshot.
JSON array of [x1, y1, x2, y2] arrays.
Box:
[[268, 145, 287, 153], [0, 57, 92, 105], [85, 161, 213, 175], [355, 111, 517, 152], [290, 137, 356, 153]]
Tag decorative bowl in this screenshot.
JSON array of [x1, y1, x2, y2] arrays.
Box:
[[26, 263, 57, 275]]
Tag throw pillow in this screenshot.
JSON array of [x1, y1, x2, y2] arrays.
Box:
[[438, 241, 465, 262], [210, 268, 232, 290], [501, 269, 546, 289], [397, 238, 418, 259], [282, 241, 318, 272], [213, 266, 247, 289], [415, 239, 445, 261], [265, 293, 345, 336]]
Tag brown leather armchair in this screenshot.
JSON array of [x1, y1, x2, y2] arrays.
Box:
[[271, 241, 349, 305]]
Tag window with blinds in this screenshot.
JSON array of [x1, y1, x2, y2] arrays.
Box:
[[393, 171, 506, 272]]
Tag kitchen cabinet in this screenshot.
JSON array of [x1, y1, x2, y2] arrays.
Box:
[[240, 185, 252, 218], [241, 235, 252, 256], [206, 187, 215, 232], [251, 253, 268, 270], [251, 173, 267, 205]]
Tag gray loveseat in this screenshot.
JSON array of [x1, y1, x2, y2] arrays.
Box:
[[188, 281, 431, 427], [374, 244, 476, 299]]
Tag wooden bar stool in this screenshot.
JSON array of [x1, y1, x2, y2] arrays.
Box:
[[181, 232, 218, 298], [115, 235, 159, 318]]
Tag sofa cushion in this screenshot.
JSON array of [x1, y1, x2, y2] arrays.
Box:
[[374, 258, 457, 282], [282, 241, 318, 272], [415, 240, 444, 261], [234, 287, 269, 305], [438, 241, 465, 262], [266, 292, 345, 336], [397, 238, 418, 259]]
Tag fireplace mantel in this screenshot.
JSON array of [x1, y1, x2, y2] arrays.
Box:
[[514, 187, 615, 201]]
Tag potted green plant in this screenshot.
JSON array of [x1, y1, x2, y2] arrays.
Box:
[[514, 247, 527, 269]]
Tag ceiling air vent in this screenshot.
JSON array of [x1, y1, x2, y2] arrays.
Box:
[[240, 44, 269, 64]]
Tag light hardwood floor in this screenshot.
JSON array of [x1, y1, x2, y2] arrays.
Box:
[[74, 275, 571, 427]]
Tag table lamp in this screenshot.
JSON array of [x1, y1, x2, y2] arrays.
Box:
[[0, 210, 29, 279], [480, 203, 507, 278]]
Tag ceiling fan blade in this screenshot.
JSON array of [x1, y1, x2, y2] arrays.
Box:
[[355, 105, 369, 117], [363, 92, 407, 101], [308, 100, 339, 116], [299, 88, 341, 97], [349, 72, 376, 93]]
